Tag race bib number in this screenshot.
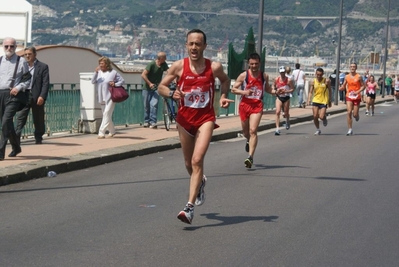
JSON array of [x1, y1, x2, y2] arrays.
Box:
[[278, 85, 290, 96], [348, 91, 358, 99], [245, 86, 263, 100], [368, 89, 375, 94], [184, 88, 210, 108]]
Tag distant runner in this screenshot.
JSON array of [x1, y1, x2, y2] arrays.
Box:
[[273, 66, 294, 135], [232, 52, 272, 168], [307, 68, 331, 135], [339, 63, 365, 135]]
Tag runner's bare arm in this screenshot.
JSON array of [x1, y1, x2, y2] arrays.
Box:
[[339, 79, 347, 91], [307, 80, 314, 105], [231, 71, 248, 95]]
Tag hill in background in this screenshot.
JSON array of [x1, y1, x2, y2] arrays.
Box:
[[29, 0, 399, 64]]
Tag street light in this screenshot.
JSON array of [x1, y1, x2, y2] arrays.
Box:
[[334, 0, 344, 106], [257, 0, 264, 55], [382, 0, 391, 98]]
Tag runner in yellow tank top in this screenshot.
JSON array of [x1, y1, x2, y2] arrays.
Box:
[[339, 63, 365, 136], [307, 68, 331, 135]]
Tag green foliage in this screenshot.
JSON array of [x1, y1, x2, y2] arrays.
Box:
[[346, 19, 385, 38]]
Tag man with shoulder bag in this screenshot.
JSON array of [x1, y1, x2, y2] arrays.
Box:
[[0, 37, 30, 160], [292, 63, 306, 108]]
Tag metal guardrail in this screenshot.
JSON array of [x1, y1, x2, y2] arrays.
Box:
[[10, 83, 300, 138]]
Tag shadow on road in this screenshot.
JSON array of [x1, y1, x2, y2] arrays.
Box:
[[183, 213, 278, 230]]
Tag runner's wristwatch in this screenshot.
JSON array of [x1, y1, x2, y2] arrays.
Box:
[[168, 91, 174, 98]]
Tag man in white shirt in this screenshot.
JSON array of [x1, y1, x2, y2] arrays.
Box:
[[292, 63, 306, 108]]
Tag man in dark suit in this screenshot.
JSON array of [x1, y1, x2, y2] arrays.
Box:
[[15, 46, 50, 145]]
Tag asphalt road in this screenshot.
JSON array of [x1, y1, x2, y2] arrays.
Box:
[[1, 102, 398, 267]]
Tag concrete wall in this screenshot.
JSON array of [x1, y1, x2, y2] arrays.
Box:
[[15, 45, 142, 86]]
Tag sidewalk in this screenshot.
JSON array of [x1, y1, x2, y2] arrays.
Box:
[[0, 96, 392, 185]]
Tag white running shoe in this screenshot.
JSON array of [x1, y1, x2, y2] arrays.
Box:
[[275, 130, 281, 136], [314, 129, 321, 135], [177, 204, 194, 224], [346, 129, 353, 136], [195, 175, 207, 206]]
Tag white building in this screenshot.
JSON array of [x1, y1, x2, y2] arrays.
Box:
[[0, 0, 32, 43]]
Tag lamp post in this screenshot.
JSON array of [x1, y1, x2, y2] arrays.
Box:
[[257, 0, 264, 55], [334, 0, 344, 106], [382, 0, 391, 98]]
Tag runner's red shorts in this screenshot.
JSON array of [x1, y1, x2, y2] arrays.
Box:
[[346, 97, 361, 106], [239, 101, 263, 121]]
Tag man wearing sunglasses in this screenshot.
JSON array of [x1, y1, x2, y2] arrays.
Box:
[[15, 46, 50, 145], [0, 37, 30, 160]]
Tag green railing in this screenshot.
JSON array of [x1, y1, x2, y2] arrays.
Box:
[[13, 83, 299, 137]]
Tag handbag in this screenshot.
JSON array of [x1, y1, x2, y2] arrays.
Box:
[[109, 71, 129, 103], [109, 85, 129, 103]]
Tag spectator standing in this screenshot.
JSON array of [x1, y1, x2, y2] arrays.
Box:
[[91, 56, 125, 139], [391, 75, 395, 96], [141, 52, 168, 129], [0, 37, 30, 160], [15, 46, 50, 144], [385, 74, 392, 96], [394, 74, 399, 103], [292, 63, 306, 107]]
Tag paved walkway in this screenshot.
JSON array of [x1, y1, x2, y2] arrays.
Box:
[[0, 96, 393, 185]]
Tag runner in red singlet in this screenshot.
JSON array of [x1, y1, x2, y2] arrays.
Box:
[[232, 53, 272, 168], [339, 63, 365, 135], [158, 29, 233, 225], [273, 66, 295, 135]]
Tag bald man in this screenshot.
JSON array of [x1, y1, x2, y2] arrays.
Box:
[[141, 52, 168, 129]]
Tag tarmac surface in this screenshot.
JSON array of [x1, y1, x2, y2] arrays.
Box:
[[0, 96, 393, 186]]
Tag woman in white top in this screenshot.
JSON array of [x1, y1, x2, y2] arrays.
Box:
[[91, 56, 125, 138], [394, 74, 399, 103]]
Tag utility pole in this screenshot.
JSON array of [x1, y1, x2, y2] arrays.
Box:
[[257, 0, 264, 55], [334, 0, 344, 106], [382, 0, 391, 98]]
